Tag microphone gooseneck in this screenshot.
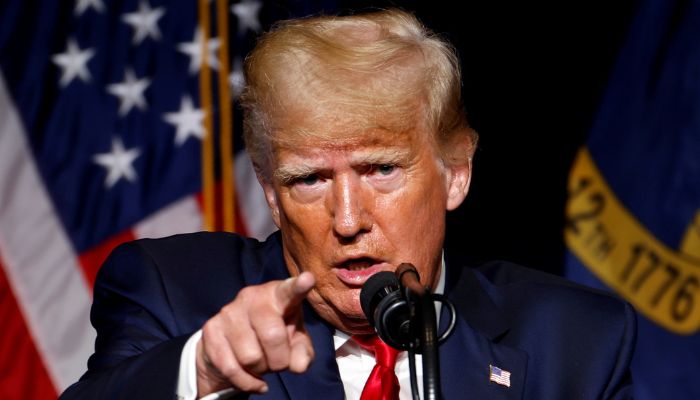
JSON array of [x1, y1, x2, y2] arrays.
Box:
[[361, 264, 457, 400], [395, 263, 425, 296]]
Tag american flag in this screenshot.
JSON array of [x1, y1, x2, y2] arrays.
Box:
[[0, 0, 335, 397], [489, 364, 511, 388]]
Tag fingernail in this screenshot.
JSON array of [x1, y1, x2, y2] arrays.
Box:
[[261, 384, 269, 393]]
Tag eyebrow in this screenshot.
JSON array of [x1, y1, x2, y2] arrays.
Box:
[[274, 147, 411, 184], [274, 164, 317, 183]]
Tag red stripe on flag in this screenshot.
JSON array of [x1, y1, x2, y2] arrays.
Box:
[[0, 255, 57, 400], [78, 230, 136, 290]]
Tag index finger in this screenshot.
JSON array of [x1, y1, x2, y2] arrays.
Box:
[[274, 271, 315, 313]]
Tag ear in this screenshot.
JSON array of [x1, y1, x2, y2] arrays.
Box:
[[256, 171, 282, 228], [445, 158, 472, 211]]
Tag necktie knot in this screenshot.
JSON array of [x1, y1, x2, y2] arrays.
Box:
[[353, 334, 401, 400], [353, 334, 400, 368]]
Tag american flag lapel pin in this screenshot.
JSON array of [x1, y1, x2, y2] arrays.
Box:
[[489, 364, 511, 388]]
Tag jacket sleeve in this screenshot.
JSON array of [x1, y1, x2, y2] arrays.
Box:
[[59, 241, 194, 400], [603, 301, 637, 400]]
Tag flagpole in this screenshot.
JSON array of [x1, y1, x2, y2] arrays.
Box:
[[216, 0, 235, 233], [198, 0, 215, 231]]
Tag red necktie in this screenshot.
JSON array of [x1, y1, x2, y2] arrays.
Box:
[[353, 335, 401, 400]]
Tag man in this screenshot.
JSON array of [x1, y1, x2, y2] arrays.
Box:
[[61, 9, 635, 399]]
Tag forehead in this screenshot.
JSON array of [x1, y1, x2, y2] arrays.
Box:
[[271, 126, 423, 162], [259, 101, 439, 179], [268, 99, 431, 148]]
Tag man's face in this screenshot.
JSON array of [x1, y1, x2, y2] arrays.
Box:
[[260, 126, 470, 334]]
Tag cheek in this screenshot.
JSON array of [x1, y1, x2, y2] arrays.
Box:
[[380, 179, 447, 234], [378, 177, 447, 278], [278, 198, 329, 239]]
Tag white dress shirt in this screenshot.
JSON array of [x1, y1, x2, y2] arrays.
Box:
[[176, 260, 445, 400], [333, 326, 425, 400]]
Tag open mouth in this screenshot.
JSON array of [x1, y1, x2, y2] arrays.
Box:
[[342, 257, 379, 271], [334, 257, 389, 286]]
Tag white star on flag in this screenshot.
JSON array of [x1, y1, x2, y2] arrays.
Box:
[[51, 38, 95, 88], [231, 0, 262, 34], [107, 68, 151, 116], [163, 96, 206, 146], [74, 0, 105, 16], [177, 27, 220, 74], [121, 0, 166, 45], [92, 137, 142, 188]]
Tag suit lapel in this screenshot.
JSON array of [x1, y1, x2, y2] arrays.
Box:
[[257, 236, 345, 399], [440, 261, 528, 399], [276, 302, 345, 399]]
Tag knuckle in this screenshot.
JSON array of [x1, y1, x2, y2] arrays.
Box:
[[237, 285, 261, 302], [201, 344, 225, 371], [202, 316, 220, 334], [237, 348, 263, 368], [259, 325, 287, 346], [219, 302, 240, 318], [200, 326, 222, 357]]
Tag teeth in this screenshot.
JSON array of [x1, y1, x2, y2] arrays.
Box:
[[344, 259, 375, 271]]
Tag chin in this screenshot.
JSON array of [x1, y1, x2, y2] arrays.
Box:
[[340, 294, 365, 318], [337, 315, 374, 335], [316, 299, 372, 333], [336, 302, 373, 331]]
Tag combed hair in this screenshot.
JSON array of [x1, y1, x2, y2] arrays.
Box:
[[240, 8, 477, 178]]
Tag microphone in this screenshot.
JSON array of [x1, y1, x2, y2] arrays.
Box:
[[360, 271, 411, 349], [362, 265, 458, 400]]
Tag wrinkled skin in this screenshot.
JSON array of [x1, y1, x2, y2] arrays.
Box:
[[262, 127, 472, 334], [196, 125, 472, 396]]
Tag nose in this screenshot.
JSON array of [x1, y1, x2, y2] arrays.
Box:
[[329, 173, 371, 241]]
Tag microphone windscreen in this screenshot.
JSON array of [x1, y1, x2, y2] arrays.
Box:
[[360, 271, 399, 322]]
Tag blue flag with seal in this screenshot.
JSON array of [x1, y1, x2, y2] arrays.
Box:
[[564, 0, 700, 398]]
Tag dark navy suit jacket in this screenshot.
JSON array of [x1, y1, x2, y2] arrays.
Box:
[[60, 231, 636, 399]]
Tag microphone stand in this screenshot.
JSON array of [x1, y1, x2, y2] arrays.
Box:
[[398, 266, 441, 400]]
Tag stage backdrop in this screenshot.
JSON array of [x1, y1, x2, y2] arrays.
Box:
[[565, 0, 700, 399], [0, 0, 337, 397]]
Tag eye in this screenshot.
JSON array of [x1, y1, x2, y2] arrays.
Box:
[[366, 162, 402, 192], [298, 174, 319, 186], [375, 164, 396, 176]]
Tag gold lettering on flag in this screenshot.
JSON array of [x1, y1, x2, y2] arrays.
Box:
[[566, 148, 700, 334]]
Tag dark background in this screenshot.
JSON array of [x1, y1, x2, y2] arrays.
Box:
[[339, 1, 640, 274], [258, 0, 641, 274]]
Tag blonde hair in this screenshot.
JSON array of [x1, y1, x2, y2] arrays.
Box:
[[240, 9, 477, 178]]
